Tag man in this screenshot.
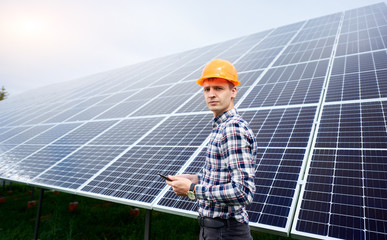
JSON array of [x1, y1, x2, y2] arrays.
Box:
[[166, 59, 257, 240]]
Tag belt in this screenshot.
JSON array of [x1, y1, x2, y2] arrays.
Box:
[[197, 216, 239, 229]]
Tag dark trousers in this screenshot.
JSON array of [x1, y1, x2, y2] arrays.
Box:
[[198, 218, 253, 240]]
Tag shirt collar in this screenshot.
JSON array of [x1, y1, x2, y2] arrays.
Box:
[[212, 108, 238, 128]]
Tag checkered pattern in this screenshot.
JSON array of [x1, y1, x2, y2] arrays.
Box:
[[195, 109, 257, 224]]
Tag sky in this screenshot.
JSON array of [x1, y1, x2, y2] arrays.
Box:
[[0, 0, 385, 96]]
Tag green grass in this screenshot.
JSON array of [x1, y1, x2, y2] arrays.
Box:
[[0, 183, 292, 240]]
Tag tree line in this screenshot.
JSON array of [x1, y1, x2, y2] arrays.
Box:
[[0, 86, 8, 101]]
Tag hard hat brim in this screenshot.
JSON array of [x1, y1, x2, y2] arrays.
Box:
[[196, 77, 240, 87]]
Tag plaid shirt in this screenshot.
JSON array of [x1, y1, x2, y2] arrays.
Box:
[[195, 109, 257, 224]]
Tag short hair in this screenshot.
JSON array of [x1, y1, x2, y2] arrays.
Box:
[[204, 78, 237, 89]]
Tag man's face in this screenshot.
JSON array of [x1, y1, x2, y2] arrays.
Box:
[[203, 78, 237, 117]]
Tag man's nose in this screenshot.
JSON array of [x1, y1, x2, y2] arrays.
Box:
[[208, 88, 215, 97]]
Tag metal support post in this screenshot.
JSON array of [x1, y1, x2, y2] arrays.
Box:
[[33, 188, 45, 240], [144, 209, 152, 240], [30, 187, 35, 200]]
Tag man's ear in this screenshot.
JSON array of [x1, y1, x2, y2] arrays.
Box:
[[231, 86, 237, 99]]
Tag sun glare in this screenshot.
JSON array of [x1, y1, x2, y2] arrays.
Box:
[[1, 13, 59, 51], [12, 17, 47, 37]]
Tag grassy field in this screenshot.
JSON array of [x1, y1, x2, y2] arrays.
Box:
[[0, 183, 292, 240]]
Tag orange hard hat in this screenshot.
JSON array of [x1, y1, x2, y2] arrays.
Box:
[[196, 59, 240, 86]]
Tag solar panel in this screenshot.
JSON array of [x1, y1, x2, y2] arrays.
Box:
[[34, 145, 128, 189], [292, 100, 387, 240], [0, 3, 386, 239], [81, 146, 198, 204], [0, 144, 45, 176], [4, 145, 80, 182], [290, 3, 387, 240]]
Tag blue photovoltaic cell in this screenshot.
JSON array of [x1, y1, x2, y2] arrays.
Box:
[[296, 149, 387, 240], [0, 144, 44, 176], [294, 13, 341, 42], [138, 114, 212, 146], [162, 81, 201, 97], [42, 96, 109, 123], [294, 102, 387, 238], [52, 120, 117, 145], [0, 126, 30, 143], [43, 106, 92, 124], [66, 104, 117, 122], [94, 99, 151, 119], [273, 37, 335, 66], [133, 95, 193, 116], [242, 108, 315, 228], [239, 60, 328, 108], [24, 123, 82, 144], [175, 92, 207, 113], [93, 86, 170, 119], [315, 102, 387, 149], [0, 111, 31, 127], [252, 32, 297, 51], [32, 96, 108, 125], [82, 146, 197, 203], [336, 7, 387, 56], [215, 30, 271, 61], [6, 104, 62, 127], [34, 145, 127, 189], [292, 5, 387, 239], [157, 149, 206, 211], [3, 145, 79, 181], [242, 107, 317, 149], [90, 117, 163, 145], [235, 47, 283, 72], [247, 148, 306, 227], [296, 149, 363, 238], [0, 144, 16, 156], [293, 7, 387, 240], [2, 125, 53, 145], [326, 50, 387, 102]]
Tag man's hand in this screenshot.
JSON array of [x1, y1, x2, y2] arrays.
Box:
[[174, 174, 198, 184], [166, 175, 194, 196]]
